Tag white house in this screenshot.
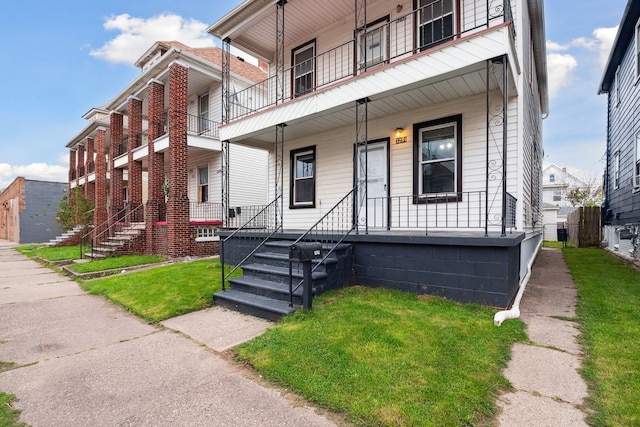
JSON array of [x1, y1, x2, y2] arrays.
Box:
[[207, 0, 548, 318]]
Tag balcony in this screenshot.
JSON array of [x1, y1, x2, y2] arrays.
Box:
[[225, 0, 514, 122]]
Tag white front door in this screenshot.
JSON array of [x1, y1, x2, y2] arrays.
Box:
[[357, 141, 388, 228]]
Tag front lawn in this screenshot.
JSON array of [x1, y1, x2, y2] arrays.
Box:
[[67, 255, 165, 274], [235, 287, 526, 426], [16, 244, 81, 261]]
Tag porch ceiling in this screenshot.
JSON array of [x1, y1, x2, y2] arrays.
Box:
[[222, 55, 517, 149], [209, 0, 370, 62]]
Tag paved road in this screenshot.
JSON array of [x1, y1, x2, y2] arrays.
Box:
[[0, 241, 338, 426]]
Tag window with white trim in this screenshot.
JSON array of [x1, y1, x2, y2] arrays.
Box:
[[197, 227, 216, 238], [549, 173, 555, 183], [199, 93, 210, 134], [290, 146, 316, 208], [198, 165, 209, 203], [614, 151, 620, 190], [416, 0, 455, 51], [553, 190, 562, 202]]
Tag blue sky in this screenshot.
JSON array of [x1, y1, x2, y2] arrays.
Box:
[[0, 0, 629, 189]]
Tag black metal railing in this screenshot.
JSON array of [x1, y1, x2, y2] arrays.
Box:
[[80, 203, 145, 259], [189, 202, 222, 220], [220, 196, 282, 290], [227, 0, 514, 120], [288, 186, 357, 306], [186, 114, 220, 139]]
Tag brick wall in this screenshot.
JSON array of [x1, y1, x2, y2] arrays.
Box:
[[68, 150, 76, 195], [0, 177, 24, 241], [146, 79, 166, 254], [128, 97, 143, 209], [94, 128, 108, 240], [76, 145, 85, 188], [85, 137, 95, 204]]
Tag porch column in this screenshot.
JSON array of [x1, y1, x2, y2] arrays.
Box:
[[222, 139, 230, 228], [85, 137, 95, 205], [354, 0, 367, 73], [221, 38, 231, 125], [275, 0, 286, 104], [146, 79, 166, 254], [68, 149, 76, 196], [355, 98, 369, 234], [110, 112, 125, 218], [167, 62, 190, 258], [76, 144, 85, 188], [275, 124, 285, 230], [127, 96, 144, 221], [94, 127, 108, 242]]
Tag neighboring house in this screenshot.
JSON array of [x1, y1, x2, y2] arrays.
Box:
[[208, 0, 548, 317], [66, 41, 269, 258], [542, 202, 560, 241], [599, 0, 640, 260], [542, 163, 588, 208], [0, 178, 66, 244]]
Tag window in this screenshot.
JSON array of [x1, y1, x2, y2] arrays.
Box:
[[553, 190, 562, 202], [290, 146, 316, 208], [416, 0, 454, 51], [636, 18, 640, 79], [198, 165, 209, 203], [614, 151, 620, 190], [635, 134, 640, 189], [197, 227, 217, 239], [198, 93, 210, 134], [358, 18, 389, 71], [549, 174, 555, 183], [413, 115, 462, 197], [293, 41, 315, 97]]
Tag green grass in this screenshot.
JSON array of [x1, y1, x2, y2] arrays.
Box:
[[79, 259, 232, 322], [67, 255, 165, 274], [15, 244, 81, 261], [0, 392, 26, 427], [563, 248, 640, 426], [235, 287, 526, 426]]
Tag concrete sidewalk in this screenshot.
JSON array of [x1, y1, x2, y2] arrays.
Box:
[[0, 241, 338, 426], [0, 241, 590, 426], [495, 247, 589, 426]]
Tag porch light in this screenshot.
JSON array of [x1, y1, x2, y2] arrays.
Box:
[[394, 127, 407, 144]]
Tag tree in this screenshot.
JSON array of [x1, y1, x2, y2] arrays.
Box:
[[56, 187, 94, 230], [565, 175, 603, 207]]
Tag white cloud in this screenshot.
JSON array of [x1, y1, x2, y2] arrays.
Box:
[[90, 13, 215, 64], [546, 40, 569, 52], [593, 26, 618, 67], [0, 163, 68, 190], [546, 53, 578, 99]]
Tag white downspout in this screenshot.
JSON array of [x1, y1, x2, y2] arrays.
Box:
[[494, 239, 542, 326]]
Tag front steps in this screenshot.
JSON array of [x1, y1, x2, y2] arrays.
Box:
[[214, 239, 353, 321], [47, 225, 91, 247], [85, 223, 146, 259]]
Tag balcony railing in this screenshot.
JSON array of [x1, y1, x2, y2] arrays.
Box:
[[228, 0, 514, 120], [190, 202, 222, 220], [186, 114, 220, 139]]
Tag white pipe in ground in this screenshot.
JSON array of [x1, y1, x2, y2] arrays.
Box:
[[494, 239, 542, 326]]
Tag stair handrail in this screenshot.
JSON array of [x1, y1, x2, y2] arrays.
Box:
[[288, 184, 359, 306], [220, 195, 282, 290], [80, 203, 145, 259]]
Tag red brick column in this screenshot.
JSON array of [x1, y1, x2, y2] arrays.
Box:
[[76, 144, 85, 188], [128, 96, 144, 220], [68, 149, 76, 196], [110, 112, 124, 217], [146, 79, 166, 254], [94, 127, 108, 242], [167, 63, 190, 258], [85, 137, 95, 203]]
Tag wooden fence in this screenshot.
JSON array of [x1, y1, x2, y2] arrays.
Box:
[[566, 207, 601, 247]]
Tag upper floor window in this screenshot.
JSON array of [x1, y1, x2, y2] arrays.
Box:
[[413, 115, 462, 196], [290, 146, 316, 208], [199, 93, 210, 134], [292, 41, 315, 97], [416, 0, 455, 51], [358, 17, 389, 71], [198, 165, 209, 203], [549, 174, 555, 183], [553, 190, 562, 202], [636, 18, 640, 79]]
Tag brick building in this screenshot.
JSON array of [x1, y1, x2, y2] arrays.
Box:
[[65, 41, 269, 258], [0, 177, 66, 244]]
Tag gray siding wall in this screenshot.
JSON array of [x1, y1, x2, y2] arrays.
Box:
[[605, 32, 640, 225], [21, 180, 66, 244]]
